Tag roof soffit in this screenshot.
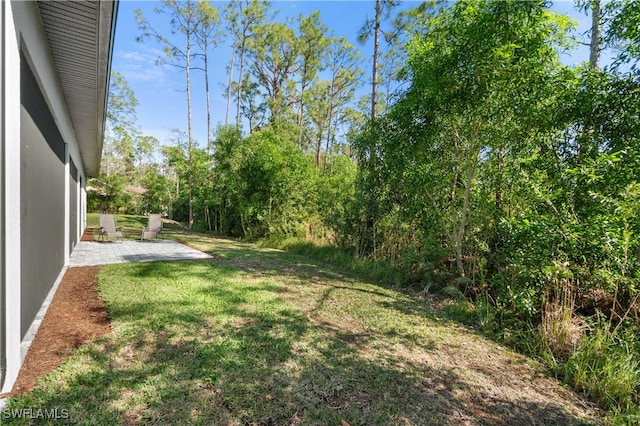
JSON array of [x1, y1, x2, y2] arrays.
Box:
[[36, 1, 117, 177]]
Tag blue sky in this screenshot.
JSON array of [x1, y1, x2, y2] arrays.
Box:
[[110, 1, 597, 148]]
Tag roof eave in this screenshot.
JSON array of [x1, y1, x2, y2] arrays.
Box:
[[91, 0, 118, 177], [36, 1, 119, 178]]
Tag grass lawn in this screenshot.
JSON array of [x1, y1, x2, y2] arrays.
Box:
[[4, 217, 599, 425]]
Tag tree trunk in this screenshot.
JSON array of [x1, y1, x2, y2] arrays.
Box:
[[297, 100, 305, 148], [204, 41, 211, 156], [325, 77, 336, 169], [366, 0, 382, 262], [236, 37, 247, 126], [297, 71, 307, 148], [371, 0, 381, 120], [205, 206, 212, 232], [225, 48, 235, 126], [578, 0, 602, 161], [447, 124, 479, 277], [315, 126, 323, 168], [186, 27, 194, 230], [455, 155, 476, 277], [496, 145, 504, 214], [589, 0, 601, 70]]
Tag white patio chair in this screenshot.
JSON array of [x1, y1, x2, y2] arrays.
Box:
[[99, 214, 125, 242], [141, 214, 163, 241]]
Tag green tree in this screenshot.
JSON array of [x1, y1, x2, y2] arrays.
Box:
[[317, 154, 357, 243], [162, 130, 213, 230], [102, 71, 139, 177], [248, 20, 299, 122], [225, 0, 271, 127], [239, 129, 315, 237], [352, 0, 574, 276], [295, 11, 330, 148], [194, 1, 221, 155], [236, 74, 267, 132], [305, 80, 331, 167], [136, 0, 202, 229], [605, 0, 640, 69], [211, 125, 246, 234], [324, 37, 364, 160], [211, 125, 315, 238], [358, 0, 400, 120]]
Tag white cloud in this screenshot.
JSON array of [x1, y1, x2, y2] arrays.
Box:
[[114, 47, 173, 84]]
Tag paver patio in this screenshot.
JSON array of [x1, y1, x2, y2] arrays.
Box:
[[69, 240, 212, 266]]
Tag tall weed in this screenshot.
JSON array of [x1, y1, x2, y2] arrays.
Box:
[[564, 320, 640, 414], [538, 269, 584, 363]]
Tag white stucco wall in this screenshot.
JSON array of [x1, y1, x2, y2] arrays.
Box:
[[1, 0, 23, 395]]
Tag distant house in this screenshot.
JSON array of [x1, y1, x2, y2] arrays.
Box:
[[0, 1, 118, 394]]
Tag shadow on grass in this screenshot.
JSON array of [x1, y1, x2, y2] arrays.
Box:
[[5, 325, 594, 425], [6, 255, 597, 426]]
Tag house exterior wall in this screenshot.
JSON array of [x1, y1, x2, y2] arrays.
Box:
[[0, 1, 93, 395], [1, 0, 22, 395], [20, 56, 66, 337], [19, 105, 65, 338]]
